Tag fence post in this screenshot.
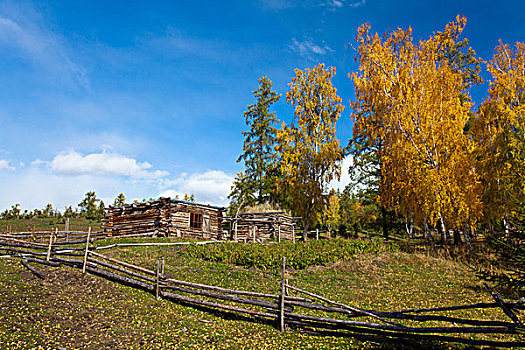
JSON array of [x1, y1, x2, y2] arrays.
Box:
[[316, 229, 319, 240], [155, 259, 160, 300], [280, 256, 286, 331], [161, 257, 165, 275], [292, 227, 295, 243], [46, 229, 54, 261], [82, 227, 91, 274], [278, 224, 281, 243], [65, 218, 69, 241]]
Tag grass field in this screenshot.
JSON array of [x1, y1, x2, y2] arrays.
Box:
[[1, 217, 102, 233], [0, 237, 522, 349]]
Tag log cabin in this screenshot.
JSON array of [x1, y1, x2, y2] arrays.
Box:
[[102, 197, 224, 239], [223, 212, 298, 242]]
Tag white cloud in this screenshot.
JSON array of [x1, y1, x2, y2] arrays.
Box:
[[260, 0, 364, 11], [31, 159, 46, 166], [49, 150, 169, 179], [160, 170, 234, 206], [0, 150, 233, 211], [259, 0, 294, 10], [0, 168, 140, 211], [142, 27, 250, 68], [323, 0, 366, 10], [0, 2, 87, 87], [329, 156, 354, 191], [323, 0, 344, 10], [0, 159, 15, 171], [348, 0, 366, 8], [289, 37, 334, 61], [0, 165, 168, 212]]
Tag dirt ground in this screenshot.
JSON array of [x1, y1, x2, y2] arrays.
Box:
[[0, 259, 365, 350], [0, 261, 157, 349]]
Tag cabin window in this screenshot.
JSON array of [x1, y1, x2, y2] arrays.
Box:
[[190, 212, 203, 230]]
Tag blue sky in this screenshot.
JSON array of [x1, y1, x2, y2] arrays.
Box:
[[0, 0, 523, 211]]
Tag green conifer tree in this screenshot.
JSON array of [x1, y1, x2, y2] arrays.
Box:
[[230, 76, 281, 209], [113, 193, 126, 207]]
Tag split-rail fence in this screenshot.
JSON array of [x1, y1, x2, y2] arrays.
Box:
[[0, 230, 524, 348]]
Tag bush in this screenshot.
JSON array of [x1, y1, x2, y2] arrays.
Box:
[[186, 238, 398, 270], [481, 218, 525, 293]]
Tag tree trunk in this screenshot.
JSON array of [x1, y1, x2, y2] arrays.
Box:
[[438, 213, 448, 245], [453, 229, 462, 246], [302, 221, 309, 242], [405, 217, 414, 238], [424, 221, 435, 246], [302, 203, 313, 242], [381, 207, 389, 240], [462, 223, 472, 248], [502, 215, 510, 238]]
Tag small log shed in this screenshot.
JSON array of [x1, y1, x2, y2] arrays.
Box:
[[223, 212, 299, 242], [102, 197, 224, 239]]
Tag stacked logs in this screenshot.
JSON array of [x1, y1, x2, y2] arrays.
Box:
[[102, 198, 223, 239], [102, 198, 171, 237], [167, 201, 222, 239], [223, 212, 299, 242]]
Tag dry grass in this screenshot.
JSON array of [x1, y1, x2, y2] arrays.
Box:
[[241, 202, 289, 214]]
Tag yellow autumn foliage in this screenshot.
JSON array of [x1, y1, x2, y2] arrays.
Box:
[[351, 16, 482, 231], [471, 41, 525, 222], [277, 64, 345, 239]]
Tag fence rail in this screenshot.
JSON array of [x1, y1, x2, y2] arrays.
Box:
[[0, 236, 524, 348], [0, 229, 227, 245]]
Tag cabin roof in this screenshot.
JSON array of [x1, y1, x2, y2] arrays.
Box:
[[223, 212, 300, 221], [237, 211, 287, 216], [108, 197, 224, 211], [166, 197, 224, 211]]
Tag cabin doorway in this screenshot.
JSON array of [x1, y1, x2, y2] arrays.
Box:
[[203, 214, 211, 238]]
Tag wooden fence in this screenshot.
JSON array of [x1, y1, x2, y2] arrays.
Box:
[[0, 235, 524, 348]]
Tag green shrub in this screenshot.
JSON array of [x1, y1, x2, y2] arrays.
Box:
[[186, 238, 398, 270], [480, 218, 525, 293]]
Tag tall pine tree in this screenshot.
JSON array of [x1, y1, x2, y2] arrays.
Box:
[[230, 76, 281, 209]]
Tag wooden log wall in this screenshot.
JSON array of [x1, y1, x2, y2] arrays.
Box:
[[102, 198, 170, 237], [168, 202, 221, 239], [224, 212, 297, 242], [102, 198, 223, 239]]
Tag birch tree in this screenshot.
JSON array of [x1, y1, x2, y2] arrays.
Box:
[[324, 190, 341, 237], [277, 64, 344, 241], [351, 16, 483, 243], [471, 41, 525, 223]]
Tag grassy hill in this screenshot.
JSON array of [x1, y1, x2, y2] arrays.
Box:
[[1, 217, 102, 233], [0, 238, 521, 349]]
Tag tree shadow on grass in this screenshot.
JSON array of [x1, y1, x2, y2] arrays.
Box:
[[73, 262, 525, 350], [290, 325, 518, 349], [462, 281, 522, 302]]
